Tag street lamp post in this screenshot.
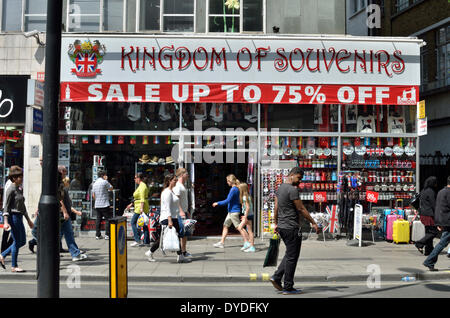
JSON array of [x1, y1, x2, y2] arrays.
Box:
[[37, 0, 63, 298]]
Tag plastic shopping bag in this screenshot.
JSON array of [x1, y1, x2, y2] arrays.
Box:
[[263, 233, 280, 267], [162, 226, 180, 252]]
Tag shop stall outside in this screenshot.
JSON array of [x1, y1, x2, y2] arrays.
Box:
[[58, 34, 423, 238]]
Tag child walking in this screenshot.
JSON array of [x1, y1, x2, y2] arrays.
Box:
[[238, 183, 255, 252]]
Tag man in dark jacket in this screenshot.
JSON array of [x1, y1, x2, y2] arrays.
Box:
[[415, 176, 438, 255], [423, 176, 450, 271]]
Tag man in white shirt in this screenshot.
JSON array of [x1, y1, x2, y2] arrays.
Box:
[[92, 171, 113, 240], [173, 168, 191, 258]]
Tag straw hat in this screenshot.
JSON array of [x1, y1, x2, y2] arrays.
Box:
[[139, 154, 151, 163]]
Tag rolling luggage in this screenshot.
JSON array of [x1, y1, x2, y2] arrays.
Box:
[[386, 214, 403, 241], [383, 209, 405, 239], [411, 220, 425, 242], [393, 219, 410, 244]]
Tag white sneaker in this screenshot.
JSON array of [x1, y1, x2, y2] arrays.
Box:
[[177, 254, 191, 263], [72, 253, 87, 262], [213, 242, 224, 248], [240, 242, 251, 250], [145, 250, 151, 257], [104, 236, 109, 240], [148, 252, 156, 262], [130, 242, 139, 247], [244, 246, 256, 253]]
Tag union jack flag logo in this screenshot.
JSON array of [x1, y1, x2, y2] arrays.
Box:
[[69, 40, 105, 78], [75, 53, 97, 74], [323, 205, 339, 234]]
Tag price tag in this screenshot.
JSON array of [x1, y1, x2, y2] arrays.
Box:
[[314, 192, 327, 203], [366, 191, 379, 203]]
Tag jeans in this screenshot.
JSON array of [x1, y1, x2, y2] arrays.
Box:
[[131, 213, 141, 243], [272, 227, 303, 290], [423, 230, 450, 267], [95, 207, 112, 237], [60, 219, 81, 258], [1, 214, 26, 268]]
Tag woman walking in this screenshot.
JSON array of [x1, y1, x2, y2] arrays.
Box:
[[126, 173, 150, 247], [238, 183, 255, 252], [415, 176, 438, 256], [58, 172, 87, 262], [212, 174, 249, 249], [0, 166, 34, 272], [160, 174, 189, 263]]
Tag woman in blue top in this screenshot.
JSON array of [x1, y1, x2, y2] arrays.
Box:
[[212, 174, 249, 248]]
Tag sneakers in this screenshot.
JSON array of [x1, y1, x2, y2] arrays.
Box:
[[177, 254, 191, 263], [183, 251, 193, 258], [96, 236, 103, 240], [104, 235, 109, 240], [213, 242, 224, 248], [282, 288, 302, 295], [145, 250, 151, 257], [147, 252, 156, 262], [72, 253, 87, 262], [130, 242, 140, 247], [423, 262, 438, 272], [270, 277, 283, 291], [240, 242, 251, 251], [244, 246, 256, 253]]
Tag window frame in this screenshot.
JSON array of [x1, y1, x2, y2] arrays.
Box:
[[0, 0, 48, 32], [435, 25, 450, 88], [206, 0, 266, 34]]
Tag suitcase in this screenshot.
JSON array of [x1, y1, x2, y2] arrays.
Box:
[[411, 220, 425, 242], [393, 219, 410, 244], [383, 209, 405, 239], [386, 214, 404, 241]]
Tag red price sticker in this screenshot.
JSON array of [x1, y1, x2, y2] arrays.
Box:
[[366, 191, 379, 203], [314, 192, 327, 203]]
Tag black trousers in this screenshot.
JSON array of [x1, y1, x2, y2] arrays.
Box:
[[415, 225, 438, 255], [272, 227, 303, 290], [95, 207, 112, 237]]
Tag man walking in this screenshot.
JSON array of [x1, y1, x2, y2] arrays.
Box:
[[423, 176, 450, 271], [173, 168, 191, 259], [92, 171, 113, 240], [270, 167, 319, 295]]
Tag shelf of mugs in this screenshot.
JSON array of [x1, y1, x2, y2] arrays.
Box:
[[343, 159, 416, 169]]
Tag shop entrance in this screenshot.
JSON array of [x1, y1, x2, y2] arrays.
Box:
[[190, 161, 249, 236]]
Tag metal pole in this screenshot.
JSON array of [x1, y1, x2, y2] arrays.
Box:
[[37, 0, 62, 298]]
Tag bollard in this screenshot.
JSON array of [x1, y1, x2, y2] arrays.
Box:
[[109, 216, 128, 298]]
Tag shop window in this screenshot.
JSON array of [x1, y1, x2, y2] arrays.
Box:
[[208, 0, 264, 33], [262, 104, 339, 132], [182, 103, 258, 131], [60, 102, 180, 131], [342, 105, 416, 134]]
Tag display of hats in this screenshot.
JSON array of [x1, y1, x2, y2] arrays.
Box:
[[150, 156, 158, 163], [139, 154, 151, 163], [166, 156, 174, 164], [157, 158, 165, 164]]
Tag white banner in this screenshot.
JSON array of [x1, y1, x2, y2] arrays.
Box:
[[60, 35, 422, 86], [354, 204, 363, 247]]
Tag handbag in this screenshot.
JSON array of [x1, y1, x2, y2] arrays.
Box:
[[263, 233, 280, 267], [409, 193, 420, 210], [162, 226, 180, 252]]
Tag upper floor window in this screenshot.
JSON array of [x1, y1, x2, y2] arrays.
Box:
[[207, 0, 264, 33], [351, 0, 366, 14], [140, 0, 195, 32], [1, 0, 47, 32], [436, 25, 450, 88], [395, 0, 409, 13]]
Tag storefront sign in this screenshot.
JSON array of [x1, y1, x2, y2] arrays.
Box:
[[27, 79, 45, 107], [418, 117, 427, 136], [0, 76, 28, 124], [353, 204, 363, 246], [60, 36, 422, 104], [417, 100, 425, 119], [313, 192, 327, 203], [25, 107, 43, 134], [366, 191, 379, 203]]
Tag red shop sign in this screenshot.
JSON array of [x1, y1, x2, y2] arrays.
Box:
[[366, 191, 379, 203], [314, 192, 327, 203]]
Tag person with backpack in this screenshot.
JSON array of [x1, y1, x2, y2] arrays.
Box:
[[415, 176, 438, 256]]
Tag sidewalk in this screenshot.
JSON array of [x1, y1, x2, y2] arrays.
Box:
[[1, 232, 449, 283]]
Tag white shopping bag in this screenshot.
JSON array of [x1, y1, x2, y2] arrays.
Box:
[[162, 226, 180, 252]]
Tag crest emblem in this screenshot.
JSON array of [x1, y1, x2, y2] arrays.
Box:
[[68, 40, 105, 78]]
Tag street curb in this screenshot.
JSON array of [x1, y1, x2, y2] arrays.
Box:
[[1, 272, 450, 283]]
